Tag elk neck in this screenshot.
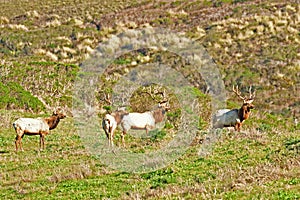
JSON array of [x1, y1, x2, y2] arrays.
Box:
[[152, 108, 166, 123], [46, 115, 61, 130], [238, 104, 252, 122], [112, 111, 128, 124]]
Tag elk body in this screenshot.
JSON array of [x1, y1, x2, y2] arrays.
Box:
[[13, 108, 66, 151], [103, 102, 170, 147], [212, 86, 255, 131]]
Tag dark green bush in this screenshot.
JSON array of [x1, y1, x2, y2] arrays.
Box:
[[0, 81, 45, 112]]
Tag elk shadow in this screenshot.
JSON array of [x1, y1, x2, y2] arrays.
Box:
[[0, 150, 10, 154]]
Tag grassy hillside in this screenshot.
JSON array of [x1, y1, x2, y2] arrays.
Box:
[[0, 0, 299, 199]]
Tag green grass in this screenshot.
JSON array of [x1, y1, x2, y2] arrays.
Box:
[[1, 110, 299, 199], [1, 0, 300, 199], [1, 61, 79, 108]]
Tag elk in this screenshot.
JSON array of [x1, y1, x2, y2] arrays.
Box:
[[102, 90, 170, 147], [212, 85, 255, 131], [102, 109, 128, 147], [103, 102, 170, 147], [13, 108, 66, 151]]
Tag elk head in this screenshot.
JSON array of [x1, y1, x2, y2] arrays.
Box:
[[53, 107, 67, 119], [145, 88, 170, 111], [158, 90, 170, 111], [233, 85, 255, 121], [158, 101, 170, 111]]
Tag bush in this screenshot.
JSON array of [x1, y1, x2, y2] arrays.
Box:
[[0, 81, 45, 112]]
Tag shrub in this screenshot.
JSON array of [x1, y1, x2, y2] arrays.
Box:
[[0, 81, 45, 112]]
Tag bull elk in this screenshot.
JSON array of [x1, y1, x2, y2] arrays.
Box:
[[102, 90, 170, 147], [13, 108, 66, 151], [212, 85, 255, 131]]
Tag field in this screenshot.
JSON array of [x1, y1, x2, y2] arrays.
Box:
[[0, 0, 299, 199]]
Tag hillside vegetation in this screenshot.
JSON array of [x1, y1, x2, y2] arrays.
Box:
[[0, 0, 299, 199]]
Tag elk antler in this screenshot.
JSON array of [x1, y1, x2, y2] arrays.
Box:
[[159, 89, 168, 103], [232, 85, 246, 101], [53, 107, 63, 115], [248, 86, 256, 100], [143, 87, 156, 100], [143, 87, 168, 103], [103, 93, 112, 105], [233, 85, 256, 103], [158, 90, 170, 110], [99, 90, 112, 105]]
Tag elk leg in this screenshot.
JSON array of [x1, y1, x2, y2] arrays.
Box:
[[104, 129, 110, 146], [15, 135, 20, 151], [121, 131, 126, 147], [15, 133, 24, 152], [145, 125, 149, 135], [39, 135, 42, 150], [108, 134, 111, 147], [145, 124, 153, 135], [109, 136, 112, 147], [110, 130, 114, 147], [42, 134, 45, 150], [20, 134, 24, 151], [40, 134, 45, 150], [235, 123, 242, 132], [108, 132, 112, 147], [108, 126, 111, 146], [234, 123, 238, 131]]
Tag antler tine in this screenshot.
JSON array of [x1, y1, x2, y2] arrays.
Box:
[[53, 107, 62, 115], [144, 87, 156, 100], [232, 85, 246, 101], [144, 87, 168, 103], [160, 89, 168, 103], [104, 93, 112, 105], [248, 86, 256, 99]]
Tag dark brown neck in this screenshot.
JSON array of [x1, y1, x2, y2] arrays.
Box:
[[112, 111, 128, 124], [46, 116, 61, 130], [238, 105, 251, 122], [238, 108, 245, 122], [153, 108, 166, 123]]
